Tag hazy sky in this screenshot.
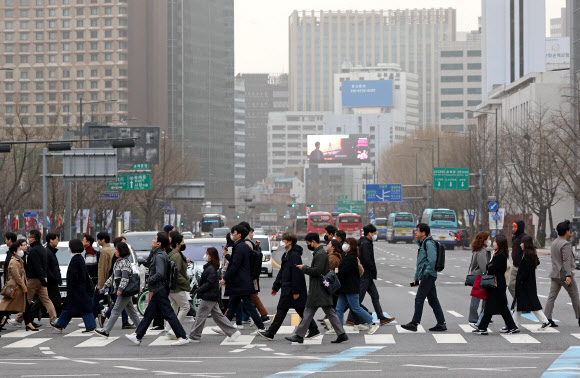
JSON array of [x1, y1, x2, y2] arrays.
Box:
[[234, 0, 566, 74]]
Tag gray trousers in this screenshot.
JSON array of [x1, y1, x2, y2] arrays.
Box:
[[468, 297, 485, 323], [544, 277, 580, 319], [508, 266, 518, 300], [294, 306, 345, 338], [189, 299, 237, 340], [103, 295, 141, 334]]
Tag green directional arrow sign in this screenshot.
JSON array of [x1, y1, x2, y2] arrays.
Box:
[[106, 173, 152, 191], [433, 167, 469, 190], [337, 195, 348, 200], [131, 163, 150, 170]]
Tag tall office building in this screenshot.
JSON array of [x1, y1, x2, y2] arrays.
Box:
[[550, 7, 571, 37], [242, 73, 288, 187], [438, 32, 483, 132], [288, 9, 456, 128], [234, 76, 246, 206], [482, 0, 546, 99]]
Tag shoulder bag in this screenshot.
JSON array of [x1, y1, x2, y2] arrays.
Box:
[[465, 253, 477, 286], [322, 270, 341, 295], [0, 264, 18, 299], [479, 273, 497, 289], [122, 271, 141, 297]]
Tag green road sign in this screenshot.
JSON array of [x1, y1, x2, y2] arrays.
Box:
[[337, 200, 364, 214], [132, 163, 150, 170], [337, 200, 364, 205], [106, 173, 151, 191], [433, 167, 469, 190], [337, 195, 348, 200]]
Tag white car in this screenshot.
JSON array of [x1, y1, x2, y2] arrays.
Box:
[[253, 235, 273, 278]]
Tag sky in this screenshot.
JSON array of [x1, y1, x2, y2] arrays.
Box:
[[234, 0, 566, 74]]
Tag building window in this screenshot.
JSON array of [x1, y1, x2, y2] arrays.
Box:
[[467, 100, 482, 106], [467, 50, 482, 57], [441, 50, 463, 57], [441, 63, 463, 70], [441, 100, 464, 107], [467, 87, 482, 95], [467, 75, 482, 82], [441, 88, 463, 95], [441, 112, 464, 119], [467, 63, 482, 70], [441, 76, 464, 83]]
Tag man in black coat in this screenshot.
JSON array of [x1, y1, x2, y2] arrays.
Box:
[[509, 220, 527, 299], [346, 224, 395, 326], [219, 225, 265, 332], [257, 233, 319, 340], [29, 233, 62, 317]]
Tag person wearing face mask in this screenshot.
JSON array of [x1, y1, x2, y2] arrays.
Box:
[[257, 233, 319, 341], [467, 232, 492, 327], [346, 224, 395, 327], [0, 239, 40, 333], [163, 233, 191, 339], [324, 225, 338, 244], [188, 248, 241, 343]]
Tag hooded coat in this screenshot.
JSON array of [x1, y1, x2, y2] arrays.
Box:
[[512, 220, 527, 268], [512, 253, 542, 312], [272, 244, 308, 308]]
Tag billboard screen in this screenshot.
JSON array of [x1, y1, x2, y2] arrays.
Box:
[[546, 37, 570, 64], [307, 134, 370, 165], [341, 80, 393, 107]]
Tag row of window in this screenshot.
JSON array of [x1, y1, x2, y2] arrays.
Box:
[[4, 52, 127, 63], [3, 102, 125, 114], [4, 6, 126, 18], [4, 91, 126, 102], [5, 79, 127, 91], [440, 63, 482, 70], [3, 28, 126, 41], [441, 75, 482, 83], [5, 0, 124, 6], [2, 113, 124, 126], [4, 41, 126, 52], [3, 68, 126, 80], [440, 100, 482, 107], [3, 17, 124, 30], [441, 87, 482, 95], [441, 50, 481, 58]]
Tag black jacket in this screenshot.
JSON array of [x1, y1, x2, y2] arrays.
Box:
[[46, 245, 62, 286], [26, 240, 47, 282], [223, 239, 253, 297], [512, 220, 527, 267], [358, 236, 377, 279], [337, 254, 360, 294], [197, 262, 220, 302], [484, 253, 509, 315], [3, 251, 13, 280], [148, 248, 169, 293], [66, 253, 93, 316], [272, 245, 308, 308], [512, 254, 542, 312]]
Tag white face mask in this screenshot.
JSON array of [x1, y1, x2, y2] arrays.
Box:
[[16, 250, 24, 258], [342, 244, 349, 252], [372, 234, 378, 241], [279, 241, 286, 248], [203, 254, 210, 262], [486, 240, 492, 247]]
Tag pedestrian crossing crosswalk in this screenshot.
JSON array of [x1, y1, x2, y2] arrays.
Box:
[[0, 323, 573, 349]]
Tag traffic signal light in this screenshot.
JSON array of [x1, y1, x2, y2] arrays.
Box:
[[310, 204, 314, 208], [236, 215, 240, 219], [283, 215, 287, 219], [180, 222, 184, 226]]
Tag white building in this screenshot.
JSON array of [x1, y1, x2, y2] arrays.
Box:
[[273, 177, 305, 204], [234, 77, 246, 207], [482, 0, 546, 99]]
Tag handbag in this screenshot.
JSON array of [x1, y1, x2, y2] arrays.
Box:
[[470, 275, 487, 300], [465, 253, 476, 286], [0, 284, 17, 299], [480, 274, 497, 289], [322, 270, 341, 295], [122, 271, 140, 297]]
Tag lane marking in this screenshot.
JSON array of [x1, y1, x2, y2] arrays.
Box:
[[364, 334, 395, 344], [520, 324, 559, 334], [394, 284, 403, 288], [2, 329, 44, 338], [75, 337, 119, 347], [446, 311, 464, 318], [220, 335, 255, 346], [408, 291, 416, 296], [459, 324, 492, 333], [2, 338, 51, 348], [403, 364, 447, 369], [543, 346, 580, 376], [500, 334, 540, 344], [433, 334, 467, 344], [114, 366, 147, 371]]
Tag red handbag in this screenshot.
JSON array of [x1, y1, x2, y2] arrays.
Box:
[[470, 275, 487, 300]]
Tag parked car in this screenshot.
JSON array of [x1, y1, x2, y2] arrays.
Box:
[[182, 231, 194, 239], [123, 231, 159, 260], [210, 228, 230, 238]]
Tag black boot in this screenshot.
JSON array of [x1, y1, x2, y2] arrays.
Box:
[[331, 333, 348, 343], [285, 335, 304, 344]]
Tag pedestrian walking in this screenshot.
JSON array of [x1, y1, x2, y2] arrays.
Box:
[[467, 232, 491, 327], [125, 232, 190, 346], [472, 234, 519, 335], [511, 235, 551, 330], [335, 238, 380, 335], [50, 239, 97, 334], [83, 234, 98, 285], [285, 233, 348, 344], [95, 242, 141, 338], [164, 233, 191, 338], [509, 220, 527, 300], [1, 232, 18, 329], [189, 247, 240, 343], [94, 232, 115, 327], [335, 230, 347, 246], [0, 240, 40, 333], [220, 233, 235, 316], [16, 230, 57, 326], [401, 223, 447, 332], [28, 233, 63, 319], [257, 233, 319, 341], [101, 236, 133, 330], [327, 240, 342, 271], [324, 225, 338, 243], [544, 220, 580, 327]]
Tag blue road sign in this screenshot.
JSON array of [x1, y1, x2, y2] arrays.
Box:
[[366, 184, 403, 203], [492, 213, 501, 221], [369, 212, 375, 219], [23, 212, 37, 218], [165, 209, 176, 214], [488, 202, 499, 212], [99, 193, 120, 200]]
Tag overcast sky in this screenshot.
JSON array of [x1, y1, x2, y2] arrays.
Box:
[[234, 0, 566, 74]]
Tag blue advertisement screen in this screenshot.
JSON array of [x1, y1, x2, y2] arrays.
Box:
[[341, 80, 393, 107]]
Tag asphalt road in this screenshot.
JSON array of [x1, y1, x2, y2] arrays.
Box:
[[0, 241, 577, 377]]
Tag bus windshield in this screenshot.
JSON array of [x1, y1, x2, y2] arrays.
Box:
[[431, 213, 456, 222], [201, 215, 225, 232], [339, 216, 360, 223], [395, 215, 414, 223], [296, 218, 308, 232], [374, 219, 387, 226], [310, 216, 331, 227]]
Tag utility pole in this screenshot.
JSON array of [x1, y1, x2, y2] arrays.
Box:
[[469, 170, 485, 232]]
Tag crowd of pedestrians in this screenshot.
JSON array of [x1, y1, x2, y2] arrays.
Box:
[[1, 217, 579, 346]]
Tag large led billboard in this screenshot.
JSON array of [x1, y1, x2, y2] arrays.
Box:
[[341, 80, 393, 107], [307, 134, 370, 165]]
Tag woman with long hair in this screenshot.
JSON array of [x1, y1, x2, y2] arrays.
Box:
[[468, 232, 492, 326], [512, 235, 551, 330], [473, 234, 519, 335]]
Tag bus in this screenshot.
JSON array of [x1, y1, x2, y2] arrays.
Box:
[[294, 216, 308, 240], [420, 208, 458, 249], [307, 212, 333, 238], [337, 213, 363, 238], [386, 213, 415, 243], [200, 214, 226, 237], [372, 218, 388, 240]]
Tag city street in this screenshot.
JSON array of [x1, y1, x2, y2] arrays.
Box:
[[0, 241, 576, 377]]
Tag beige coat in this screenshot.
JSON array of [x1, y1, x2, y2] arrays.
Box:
[[97, 245, 115, 289], [0, 256, 27, 312]]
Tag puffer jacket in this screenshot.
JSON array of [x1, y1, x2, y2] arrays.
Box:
[[414, 236, 438, 281], [197, 262, 220, 302]]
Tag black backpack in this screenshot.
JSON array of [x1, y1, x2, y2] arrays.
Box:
[[432, 240, 446, 272], [167, 260, 179, 291]]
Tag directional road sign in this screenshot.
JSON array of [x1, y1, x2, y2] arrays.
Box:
[[23, 212, 37, 218], [337, 195, 348, 200], [433, 168, 469, 190], [365, 184, 403, 202], [132, 163, 150, 170], [98, 193, 120, 200], [488, 201, 499, 212], [106, 173, 151, 191], [165, 209, 176, 214]]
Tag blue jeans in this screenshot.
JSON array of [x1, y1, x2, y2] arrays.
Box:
[[105, 293, 129, 325], [91, 289, 104, 318], [336, 293, 373, 325], [411, 275, 446, 325], [56, 309, 96, 331]]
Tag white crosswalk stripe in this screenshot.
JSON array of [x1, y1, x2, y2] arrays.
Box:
[[433, 334, 467, 344], [3, 338, 51, 348], [75, 336, 119, 347], [500, 333, 540, 343]]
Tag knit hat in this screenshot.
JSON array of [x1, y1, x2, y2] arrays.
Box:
[[163, 224, 175, 233]]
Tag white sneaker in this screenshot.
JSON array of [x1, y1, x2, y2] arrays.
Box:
[[250, 329, 265, 335], [78, 322, 85, 328], [125, 333, 141, 346], [353, 324, 369, 331], [171, 337, 190, 346], [367, 323, 380, 335], [6, 319, 20, 327], [323, 319, 332, 330], [226, 330, 241, 342], [468, 323, 478, 330], [212, 326, 226, 335], [165, 331, 176, 340], [325, 329, 336, 335], [236, 325, 244, 330]]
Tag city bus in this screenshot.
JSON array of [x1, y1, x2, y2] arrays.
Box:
[[200, 214, 227, 237], [420, 208, 458, 249], [337, 213, 363, 238], [307, 212, 333, 238], [386, 212, 415, 243], [294, 216, 309, 240], [372, 218, 388, 240]]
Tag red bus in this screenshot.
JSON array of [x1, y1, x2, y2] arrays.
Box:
[[337, 213, 363, 238], [307, 212, 333, 238]]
